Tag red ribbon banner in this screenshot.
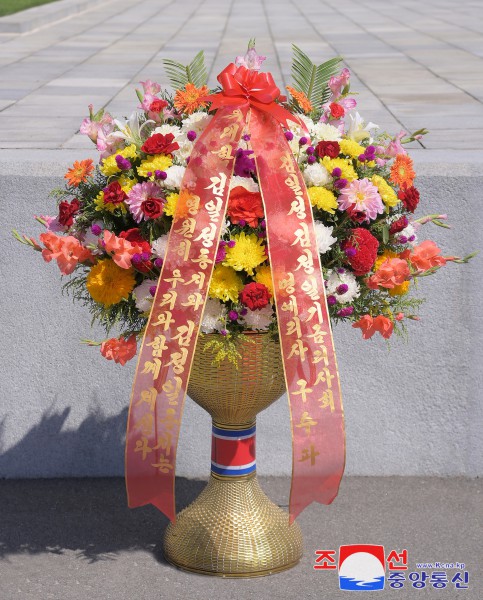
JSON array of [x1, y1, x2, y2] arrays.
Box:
[[125, 64, 345, 523]]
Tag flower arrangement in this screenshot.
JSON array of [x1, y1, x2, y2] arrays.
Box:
[[14, 42, 473, 365]]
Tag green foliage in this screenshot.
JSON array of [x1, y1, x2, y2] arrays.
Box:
[[162, 51, 208, 90], [291, 45, 342, 111]]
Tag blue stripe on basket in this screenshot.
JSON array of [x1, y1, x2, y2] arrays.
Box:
[[211, 463, 256, 476]]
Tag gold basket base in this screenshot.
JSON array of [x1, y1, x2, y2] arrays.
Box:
[[163, 474, 303, 577]]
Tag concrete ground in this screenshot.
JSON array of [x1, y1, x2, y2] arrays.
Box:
[[0, 476, 481, 599]]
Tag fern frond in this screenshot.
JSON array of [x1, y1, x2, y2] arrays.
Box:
[[291, 45, 342, 110], [162, 51, 207, 90]]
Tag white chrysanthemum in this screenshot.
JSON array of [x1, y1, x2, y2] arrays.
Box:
[[229, 175, 259, 192], [311, 122, 342, 142], [313, 221, 337, 254], [181, 111, 213, 134], [396, 223, 418, 246], [172, 137, 194, 164], [133, 279, 157, 313], [303, 162, 332, 187], [201, 298, 227, 333], [243, 305, 274, 331], [326, 269, 360, 303], [161, 165, 186, 190], [220, 219, 230, 236], [154, 123, 181, 138], [151, 234, 169, 259]]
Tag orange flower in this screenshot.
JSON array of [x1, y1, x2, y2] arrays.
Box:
[[100, 335, 137, 366], [174, 83, 209, 115], [40, 232, 92, 275], [353, 314, 394, 339], [410, 240, 447, 272], [64, 159, 94, 187], [286, 86, 313, 114], [103, 230, 143, 269], [367, 257, 410, 290], [390, 154, 415, 189]]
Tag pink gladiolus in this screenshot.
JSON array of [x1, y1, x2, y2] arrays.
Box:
[[39, 233, 92, 275], [367, 258, 411, 290], [100, 335, 137, 366], [410, 240, 447, 272], [353, 314, 394, 339], [386, 130, 408, 157], [103, 230, 143, 269], [140, 79, 161, 96], [235, 47, 266, 71], [328, 68, 350, 98]]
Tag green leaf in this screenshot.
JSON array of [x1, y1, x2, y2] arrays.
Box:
[[291, 45, 343, 110], [162, 50, 208, 90]]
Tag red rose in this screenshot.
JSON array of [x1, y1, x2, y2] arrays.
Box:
[[329, 102, 345, 119], [227, 186, 264, 227], [149, 99, 168, 113], [315, 140, 340, 158], [141, 133, 179, 156], [341, 228, 379, 276], [398, 186, 420, 212], [103, 181, 127, 206], [119, 228, 151, 253], [239, 282, 270, 310], [141, 197, 164, 219], [345, 204, 367, 224], [58, 198, 80, 227], [389, 215, 409, 235]]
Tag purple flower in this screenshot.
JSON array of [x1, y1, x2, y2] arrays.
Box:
[[336, 283, 349, 295], [307, 155, 316, 164], [299, 136, 308, 146], [187, 130, 197, 142], [332, 167, 342, 178], [327, 295, 337, 306], [154, 258, 163, 268], [337, 306, 354, 317], [306, 146, 315, 155], [132, 253, 142, 265], [234, 148, 255, 177], [228, 310, 239, 321], [242, 134, 251, 141], [91, 224, 102, 236], [149, 285, 157, 297], [215, 244, 227, 263], [285, 131, 294, 141], [115, 155, 131, 170], [345, 247, 356, 257], [334, 178, 348, 190]]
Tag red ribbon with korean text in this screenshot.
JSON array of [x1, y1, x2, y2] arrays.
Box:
[[125, 64, 345, 523]]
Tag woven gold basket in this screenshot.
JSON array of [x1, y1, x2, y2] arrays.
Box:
[[163, 332, 303, 577]]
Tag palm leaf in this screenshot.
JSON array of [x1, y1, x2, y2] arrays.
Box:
[[162, 51, 208, 90], [291, 45, 343, 110]]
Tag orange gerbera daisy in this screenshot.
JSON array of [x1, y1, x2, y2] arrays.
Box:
[[390, 154, 415, 189], [286, 86, 313, 114], [174, 83, 209, 115], [64, 159, 94, 187]]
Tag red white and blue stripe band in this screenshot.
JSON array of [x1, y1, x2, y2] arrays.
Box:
[[211, 424, 256, 476]]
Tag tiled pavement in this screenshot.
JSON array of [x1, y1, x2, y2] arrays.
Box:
[[0, 0, 482, 152]]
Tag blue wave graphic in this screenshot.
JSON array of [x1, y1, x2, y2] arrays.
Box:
[[339, 575, 385, 591]]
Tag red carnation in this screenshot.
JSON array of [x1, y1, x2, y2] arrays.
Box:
[[103, 181, 127, 206], [141, 197, 164, 219], [227, 186, 264, 227], [389, 215, 409, 235], [58, 198, 80, 227], [398, 186, 420, 213], [239, 282, 270, 310], [329, 102, 345, 119], [119, 228, 151, 254], [346, 204, 367, 224], [341, 228, 379, 276], [315, 140, 340, 159], [141, 133, 179, 156], [149, 99, 168, 113]]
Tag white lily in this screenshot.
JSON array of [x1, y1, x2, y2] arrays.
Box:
[[346, 112, 379, 143], [111, 111, 155, 147]]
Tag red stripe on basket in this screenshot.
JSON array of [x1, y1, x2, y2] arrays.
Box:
[[211, 434, 256, 468]]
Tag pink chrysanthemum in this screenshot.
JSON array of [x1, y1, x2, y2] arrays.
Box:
[[126, 182, 164, 223], [338, 178, 384, 222]]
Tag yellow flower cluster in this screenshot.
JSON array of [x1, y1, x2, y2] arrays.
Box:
[[137, 154, 172, 179], [100, 144, 137, 177], [223, 232, 266, 275], [389, 281, 410, 296], [209, 265, 243, 302], [118, 174, 137, 194], [371, 175, 399, 208], [86, 260, 135, 306], [307, 186, 338, 214], [339, 139, 365, 159], [164, 192, 179, 217], [321, 156, 358, 181], [254, 265, 274, 298]]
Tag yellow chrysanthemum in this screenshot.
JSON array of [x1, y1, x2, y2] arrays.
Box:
[[94, 189, 127, 214], [321, 156, 358, 182], [164, 192, 179, 217], [209, 265, 244, 302], [118, 174, 138, 194], [389, 280, 410, 296], [137, 154, 173, 179], [371, 175, 399, 208], [100, 144, 138, 177], [223, 232, 267, 276], [86, 260, 136, 307], [374, 250, 399, 271], [307, 186, 338, 214], [254, 265, 274, 298], [339, 139, 365, 159]]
